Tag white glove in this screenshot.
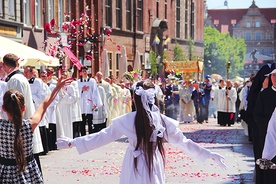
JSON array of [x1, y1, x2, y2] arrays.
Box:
[[56, 136, 75, 149], [209, 152, 227, 170]]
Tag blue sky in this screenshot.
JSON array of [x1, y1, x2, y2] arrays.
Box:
[[206, 0, 276, 9]]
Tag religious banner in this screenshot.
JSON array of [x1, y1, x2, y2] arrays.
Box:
[[165, 61, 203, 73]]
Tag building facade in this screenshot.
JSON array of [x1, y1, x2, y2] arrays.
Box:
[[1, 0, 206, 79], [206, 1, 276, 74]]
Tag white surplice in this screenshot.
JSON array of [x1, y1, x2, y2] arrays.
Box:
[[57, 84, 77, 139], [74, 112, 212, 184], [5, 71, 43, 154]]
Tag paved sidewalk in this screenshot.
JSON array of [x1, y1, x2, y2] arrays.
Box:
[[40, 118, 255, 184]]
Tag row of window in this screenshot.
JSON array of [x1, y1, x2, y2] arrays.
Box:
[[105, 0, 143, 31], [106, 0, 195, 39], [246, 20, 261, 28], [0, 0, 71, 29], [245, 32, 271, 40]]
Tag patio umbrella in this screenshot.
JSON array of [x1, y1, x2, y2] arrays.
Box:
[[0, 36, 59, 67], [119, 45, 127, 79], [101, 49, 109, 77], [133, 50, 141, 71]]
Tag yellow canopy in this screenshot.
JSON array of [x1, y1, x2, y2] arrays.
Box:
[[0, 36, 59, 67], [165, 60, 204, 73]]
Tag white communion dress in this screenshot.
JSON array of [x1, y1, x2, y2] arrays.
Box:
[[73, 112, 213, 184]]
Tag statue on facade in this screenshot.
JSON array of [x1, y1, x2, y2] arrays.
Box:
[[250, 49, 258, 65]]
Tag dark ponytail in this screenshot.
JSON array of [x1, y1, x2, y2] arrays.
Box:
[[3, 90, 26, 173]]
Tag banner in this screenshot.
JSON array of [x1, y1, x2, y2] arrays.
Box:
[[62, 47, 83, 70], [165, 61, 203, 73]]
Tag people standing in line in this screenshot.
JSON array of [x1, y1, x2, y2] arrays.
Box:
[[77, 66, 102, 135], [119, 82, 132, 115], [191, 82, 206, 124], [172, 80, 180, 120], [179, 80, 194, 123], [213, 79, 226, 126], [0, 61, 7, 81], [104, 77, 119, 126], [240, 75, 255, 141], [44, 68, 62, 151], [164, 79, 174, 118], [91, 82, 108, 133], [96, 71, 112, 124], [2, 53, 44, 172], [0, 76, 72, 183], [247, 62, 275, 162], [253, 69, 276, 184], [70, 74, 82, 138], [57, 70, 77, 139], [220, 80, 237, 127], [56, 80, 226, 184], [233, 81, 242, 123], [24, 66, 50, 155], [203, 75, 212, 123]]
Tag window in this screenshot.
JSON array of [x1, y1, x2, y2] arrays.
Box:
[[184, 0, 188, 39], [115, 53, 119, 77], [24, 0, 31, 25], [245, 32, 251, 40], [246, 21, 251, 27], [255, 32, 261, 40], [126, 1, 131, 30], [0, 0, 3, 16], [105, 0, 112, 27], [9, 0, 15, 17], [156, 1, 159, 18], [48, 0, 54, 22], [137, 0, 143, 31], [35, 0, 42, 27], [58, 0, 64, 31], [116, 0, 122, 28], [108, 52, 113, 77], [190, 1, 195, 39], [256, 20, 260, 27], [176, 0, 180, 38], [165, 0, 167, 19]]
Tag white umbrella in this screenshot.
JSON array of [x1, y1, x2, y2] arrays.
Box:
[[0, 36, 59, 67], [133, 50, 141, 71], [101, 49, 109, 77], [119, 45, 127, 79]]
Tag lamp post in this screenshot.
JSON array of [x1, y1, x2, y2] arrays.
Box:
[[226, 61, 231, 80]]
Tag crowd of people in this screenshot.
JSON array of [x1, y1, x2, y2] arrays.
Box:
[[0, 52, 275, 183]]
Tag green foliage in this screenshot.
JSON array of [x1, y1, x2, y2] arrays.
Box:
[[149, 50, 158, 77], [173, 42, 185, 61], [204, 26, 246, 79]]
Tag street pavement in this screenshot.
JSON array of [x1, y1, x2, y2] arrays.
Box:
[[40, 118, 255, 184]]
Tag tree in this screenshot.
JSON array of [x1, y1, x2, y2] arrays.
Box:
[[149, 50, 158, 77], [173, 42, 186, 61], [204, 26, 246, 79]]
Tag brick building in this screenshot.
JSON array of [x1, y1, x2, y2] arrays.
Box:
[[73, 0, 206, 77], [205, 0, 276, 74], [0, 0, 206, 79]]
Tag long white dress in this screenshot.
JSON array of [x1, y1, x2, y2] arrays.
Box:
[[74, 112, 212, 184]]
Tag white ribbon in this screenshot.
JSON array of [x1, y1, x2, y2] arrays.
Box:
[[135, 86, 165, 142]]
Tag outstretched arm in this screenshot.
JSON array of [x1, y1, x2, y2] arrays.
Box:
[[29, 77, 73, 132]]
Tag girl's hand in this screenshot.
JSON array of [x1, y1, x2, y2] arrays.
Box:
[[209, 152, 227, 170]]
